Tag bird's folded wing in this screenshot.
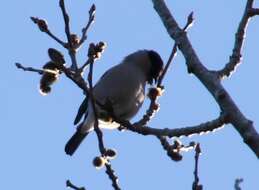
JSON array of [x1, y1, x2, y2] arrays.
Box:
[[74, 96, 88, 125]]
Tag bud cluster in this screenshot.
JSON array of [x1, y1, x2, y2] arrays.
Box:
[[88, 41, 107, 60], [92, 148, 117, 169], [147, 87, 164, 100], [39, 48, 66, 95]]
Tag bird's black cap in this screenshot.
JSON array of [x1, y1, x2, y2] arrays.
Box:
[[147, 50, 164, 85]]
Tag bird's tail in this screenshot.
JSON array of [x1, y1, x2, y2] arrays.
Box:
[[65, 130, 89, 156]]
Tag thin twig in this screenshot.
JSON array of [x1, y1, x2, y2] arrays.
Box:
[[234, 178, 244, 190], [77, 4, 96, 48], [46, 30, 67, 47], [157, 12, 194, 87], [59, 0, 78, 70], [16, 62, 89, 94], [66, 180, 86, 190], [218, 0, 256, 79], [30, 17, 66, 47], [87, 57, 121, 190], [87, 59, 106, 154], [105, 163, 121, 190], [192, 144, 202, 190], [157, 44, 177, 87], [59, 0, 72, 48], [58, 64, 89, 94], [79, 59, 91, 74], [15, 63, 44, 75], [117, 114, 228, 138], [183, 12, 194, 31]]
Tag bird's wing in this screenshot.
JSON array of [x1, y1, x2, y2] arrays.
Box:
[[93, 63, 146, 120], [74, 95, 88, 125]]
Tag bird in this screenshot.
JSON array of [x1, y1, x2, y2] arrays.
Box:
[[65, 50, 164, 156]]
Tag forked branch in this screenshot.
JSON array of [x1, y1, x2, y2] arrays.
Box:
[[151, 0, 259, 158]]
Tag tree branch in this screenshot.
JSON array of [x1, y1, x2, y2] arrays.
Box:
[[59, 0, 78, 70], [117, 114, 227, 138], [66, 180, 86, 190], [19, 2, 121, 189], [234, 178, 243, 190], [151, 0, 259, 158], [105, 163, 121, 190], [157, 12, 194, 87], [249, 8, 259, 16], [192, 144, 203, 190], [59, 0, 72, 48], [218, 0, 257, 79], [158, 137, 196, 161], [87, 49, 121, 189], [15, 63, 44, 75], [157, 43, 177, 87], [87, 59, 106, 154], [30, 17, 66, 47], [77, 4, 96, 48]]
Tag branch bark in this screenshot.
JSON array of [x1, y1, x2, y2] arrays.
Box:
[[117, 114, 227, 138]]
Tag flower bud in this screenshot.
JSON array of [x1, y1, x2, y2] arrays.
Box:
[[148, 87, 162, 100], [93, 156, 106, 169], [105, 149, 117, 159], [98, 41, 107, 51], [152, 103, 160, 111], [70, 34, 80, 47], [88, 43, 96, 58], [39, 61, 60, 95], [38, 19, 48, 32], [31, 17, 48, 32], [48, 48, 65, 65]]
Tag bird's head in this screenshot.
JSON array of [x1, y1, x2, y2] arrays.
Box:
[[147, 50, 164, 85], [123, 50, 164, 85]]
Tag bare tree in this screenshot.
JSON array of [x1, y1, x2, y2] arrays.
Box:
[[16, 0, 259, 189]]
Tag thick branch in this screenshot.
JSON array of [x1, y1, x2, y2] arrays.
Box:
[[151, 0, 259, 158], [120, 114, 227, 138], [249, 8, 259, 16]]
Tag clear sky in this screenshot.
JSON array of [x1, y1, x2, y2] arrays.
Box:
[[2, 0, 259, 189]]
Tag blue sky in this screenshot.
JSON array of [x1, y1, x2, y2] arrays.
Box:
[[2, 0, 259, 189]]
